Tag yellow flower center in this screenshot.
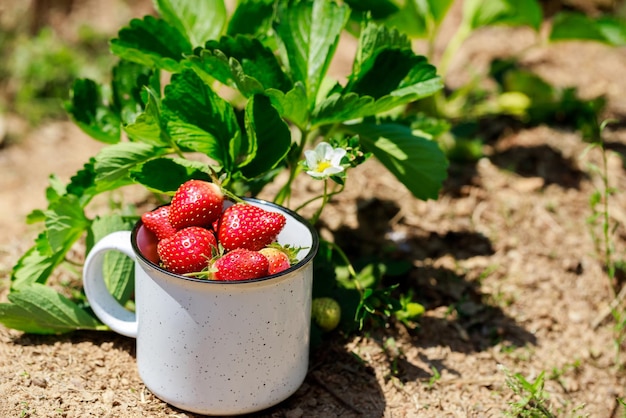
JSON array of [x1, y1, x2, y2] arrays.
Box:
[[315, 160, 332, 173]]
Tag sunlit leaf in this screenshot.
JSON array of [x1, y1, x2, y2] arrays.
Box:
[[274, 0, 350, 109], [162, 70, 240, 170], [154, 0, 226, 47], [348, 122, 448, 200], [94, 142, 165, 185], [265, 82, 309, 129], [187, 35, 291, 96], [0, 284, 103, 334], [44, 195, 89, 254], [110, 16, 193, 72]]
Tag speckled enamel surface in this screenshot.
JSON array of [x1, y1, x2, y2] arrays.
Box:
[[135, 260, 312, 415], [83, 200, 318, 416]]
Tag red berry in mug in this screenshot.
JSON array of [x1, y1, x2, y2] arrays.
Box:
[[169, 180, 224, 229], [218, 203, 286, 251], [141, 205, 177, 240], [259, 247, 291, 274], [157, 226, 217, 275], [211, 248, 269, 281]]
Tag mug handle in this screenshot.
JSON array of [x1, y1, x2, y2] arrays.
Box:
[[83, 230, 138, 338]]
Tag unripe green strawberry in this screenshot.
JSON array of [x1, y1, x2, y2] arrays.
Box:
[[311, 297, 341, 332]]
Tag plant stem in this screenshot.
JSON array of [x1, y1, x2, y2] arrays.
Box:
[[310, 180, 329, 225], [274, 127, 312, 206], [324, 240, 357, 280], [437, 22, 471, 79], [599, 138, 616, 296]]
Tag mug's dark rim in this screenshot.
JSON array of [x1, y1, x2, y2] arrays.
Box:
[[131, 197, 320, 284]]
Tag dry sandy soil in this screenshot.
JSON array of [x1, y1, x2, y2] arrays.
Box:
[[1, 1, 626, 417]]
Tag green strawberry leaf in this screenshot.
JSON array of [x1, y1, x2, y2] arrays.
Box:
[[312, 62, 442, 127], [87, 215, 135, 305], [463, 0, 542, 30], [347, 121, 448, 200], [110, 16, 193, 73], [65, 159, 97, 204], [12, 194, 90, 289], [154, 0, 226, 47], [11, 234, 65, 289], [344, 0, 399, 20], [350, 0, 454, 39], [94, 142, 166, 186], [550, 12, 626, 46], [43, 174, 67, 206], [64, 158, 131, 207], [44, 195, 90, 255], [351, 20, 412, 80], [187, 35, 292, 96], [129, 157, 212, 193], [239, 94, 291, 179], [162, 70, 241, 170], [124, 87, 170, 146], [312, 21, 442, 126], [265, 82, 309, 129], [0, 284, 104, 335], [227, 0, 275, 38], [111, 60, 155, 125], [349, 49, 433, 99], [26, 209, 46, 224], [65, 78, 121, 144], [273, 0, 350, 110]]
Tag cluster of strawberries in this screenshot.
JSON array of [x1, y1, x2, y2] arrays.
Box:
[[141, 180, 296, 281]]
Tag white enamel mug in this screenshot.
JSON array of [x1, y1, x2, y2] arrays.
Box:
[[83, 199, 319, 416]]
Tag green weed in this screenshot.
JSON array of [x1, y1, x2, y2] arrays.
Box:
[[501, 366, 556, 418], [585, 120, 626, 365]]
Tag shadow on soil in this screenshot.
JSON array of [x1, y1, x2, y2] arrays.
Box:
[[490, 143, 587, 189], [331, 196, 537, 355], [443, 139, 588, 196], [11, 329, 136, 354], [252, 343, 386, 417]]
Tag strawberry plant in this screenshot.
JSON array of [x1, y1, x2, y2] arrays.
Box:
[[353, 0, 626, 157], [0, 0, 448, 334]]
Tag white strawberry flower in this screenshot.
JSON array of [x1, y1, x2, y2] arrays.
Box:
[[303, 142, 347, 179]]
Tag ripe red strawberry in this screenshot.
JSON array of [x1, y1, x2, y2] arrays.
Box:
[[218, 203, 286, 251], [169, 180, 224, 229], [141, 205, 177, 240], [259, 247, 292, 274], [157, 226, 217, 275], [211, 248, 269, 281]]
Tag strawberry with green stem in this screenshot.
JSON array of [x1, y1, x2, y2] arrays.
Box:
[[259, 244, 303, 274], [210, 248, 269, 281]]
